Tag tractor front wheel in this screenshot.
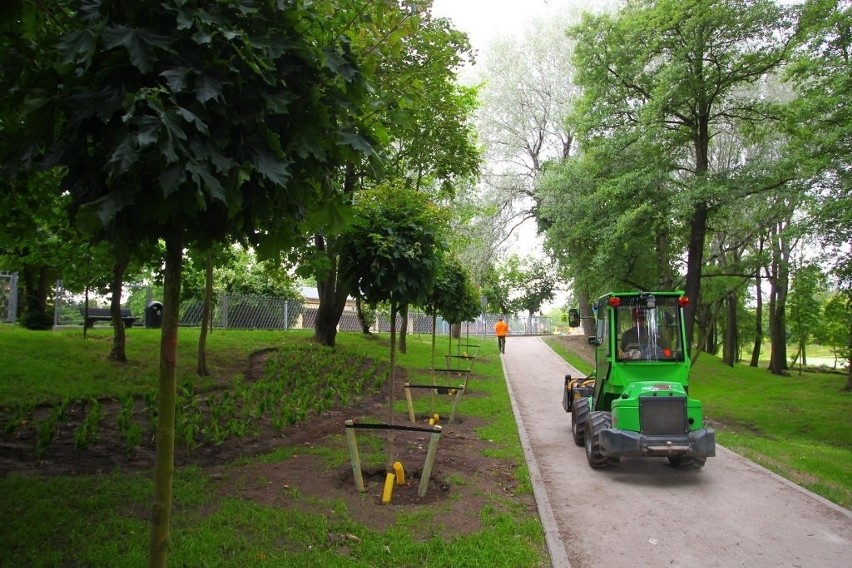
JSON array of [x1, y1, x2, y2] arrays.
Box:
[[584, 411, 611, 468], [572, 398, 589, 446]]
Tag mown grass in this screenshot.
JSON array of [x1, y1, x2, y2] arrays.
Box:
[[0, 325, 543, 567], [0, 325, 290, 406], [689, 354, 851, 508]]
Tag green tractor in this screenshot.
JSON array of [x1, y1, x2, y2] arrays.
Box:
[[563, 291, 715, 469]]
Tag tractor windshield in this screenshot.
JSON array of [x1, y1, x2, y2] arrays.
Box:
[[616, 296, 684, 362]]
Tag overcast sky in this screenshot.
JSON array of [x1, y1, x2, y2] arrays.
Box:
[[430, 1, 589, 310], [431, 0, 561, 56]]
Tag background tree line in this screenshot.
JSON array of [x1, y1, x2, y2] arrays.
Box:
[[468, 0, 850, 388]]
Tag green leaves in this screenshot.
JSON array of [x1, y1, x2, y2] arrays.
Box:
[[251, 150, 292, 186], [339, 130, 375, 156], [339, 182, 448, 309], [426, 255, 480, 324], [101, 25, 170, 74], [1, 0, 384, 251], [57, 29, 96, 69]]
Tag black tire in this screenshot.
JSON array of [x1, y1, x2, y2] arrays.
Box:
[[668, 455, 706, 469], [572, 397, 589, 446], [584, 411, 611, 469]]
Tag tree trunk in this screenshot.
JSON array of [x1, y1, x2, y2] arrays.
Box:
[[399, 303, 408, 355], [386, 302, 398, 470], [722, 289, 737, 367], [21, 263, 52, 330], [451, 322, 461, 340], [750, 269, 763, 367], [108, 251, 130, 362], [683, 201, 708, 351], [148, 227, 184, 568], [355, 297, 371, 334], [430, 312, 437, 371], [790, 346, 800, 366], [767, 277, 786, 375], [704, 301, 719, 355], [83, 285, 90, 340], [844, 320, 852, 392], [197, 248, 213, 377], [579, 288, 595, 337], [313, 235, 349, 347], [695, 302, 716, 355], [767, 223, 790, 376]]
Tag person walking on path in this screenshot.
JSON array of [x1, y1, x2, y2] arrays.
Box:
[[495, 317, 509, 354]]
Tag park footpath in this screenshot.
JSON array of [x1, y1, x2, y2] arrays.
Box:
[[499, 335, 852, 568]]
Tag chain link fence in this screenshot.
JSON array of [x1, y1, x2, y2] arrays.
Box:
[[48, 281, 550, 335], [0, 272, 18, 323]]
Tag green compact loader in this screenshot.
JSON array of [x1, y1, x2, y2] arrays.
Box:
[[564, 291, 715, 469]]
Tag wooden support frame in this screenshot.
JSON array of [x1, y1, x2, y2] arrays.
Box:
[[454, 343, 480, 357], [443, 353, 476, 371], [344, 420, 442, 497], [430, 368, 472, 392], [403, 382, 465, 424]]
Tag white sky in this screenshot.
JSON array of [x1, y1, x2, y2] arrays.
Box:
[[430, 1, 602, 312], [431, 0, 562, 56]]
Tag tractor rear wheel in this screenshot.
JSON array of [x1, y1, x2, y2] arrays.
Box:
[[667, 455, 706, 469], [584, 411, 611, 468], [572, 398, 589, 446]]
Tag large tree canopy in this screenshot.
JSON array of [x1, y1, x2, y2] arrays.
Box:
[[1, 1, 381, 565], [786, 0, 852, 290], [339, 182, 447, 310], [562, 0, 797, 346], [299, 2, 480, 347], [785, 0, 852, 388]]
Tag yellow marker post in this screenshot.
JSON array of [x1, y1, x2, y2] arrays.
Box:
[[393, 461, 405, 485], [382, 472, 396, 504]]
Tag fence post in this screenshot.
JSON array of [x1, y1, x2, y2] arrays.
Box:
[[284, 300, 289, 331], [8, 272, 18, 323], [54, 279, 62, 327]]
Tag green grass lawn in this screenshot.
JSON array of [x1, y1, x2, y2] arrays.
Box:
[[0, 325, 545, 567], [689, 354, 851, 507]]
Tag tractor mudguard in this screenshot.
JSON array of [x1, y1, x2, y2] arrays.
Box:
[[598, 427, 716, 459]]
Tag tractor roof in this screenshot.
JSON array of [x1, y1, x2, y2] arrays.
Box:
[[599, 291, 685, 300]]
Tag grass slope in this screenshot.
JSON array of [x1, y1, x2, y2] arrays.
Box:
[[0, 325, 545, 567]]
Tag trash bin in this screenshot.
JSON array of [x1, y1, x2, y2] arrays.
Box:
[[145, 301, 163, 328]]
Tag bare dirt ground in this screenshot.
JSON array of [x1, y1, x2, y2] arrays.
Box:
[[0, 349, 536, 534]]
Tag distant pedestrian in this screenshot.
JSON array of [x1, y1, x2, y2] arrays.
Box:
[[495, 317, 509, 354]]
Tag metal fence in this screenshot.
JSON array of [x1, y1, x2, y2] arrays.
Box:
[[51, 287, 551, 336], [0, 272, 18, 323]]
